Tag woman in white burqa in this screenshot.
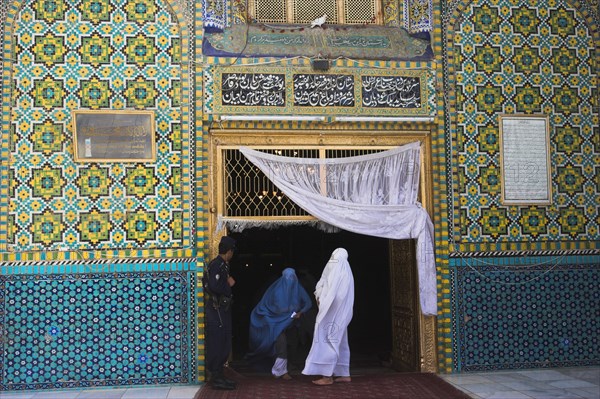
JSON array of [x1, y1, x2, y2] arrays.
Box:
[[302, 248, 354, 385]]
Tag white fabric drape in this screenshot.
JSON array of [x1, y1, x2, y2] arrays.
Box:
[[238, 143, 437, 316]]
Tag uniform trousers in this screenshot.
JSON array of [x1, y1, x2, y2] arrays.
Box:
[[205, 303, 232, 377]]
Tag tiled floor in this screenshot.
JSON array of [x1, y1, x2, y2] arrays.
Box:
[[441, 367, 600, 399], [0, 367, 598, 399], [0, 386, 201, 399]]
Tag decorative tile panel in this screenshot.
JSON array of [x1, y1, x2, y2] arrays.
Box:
[[0, 271, 193, 390], [454, 263, 599, 371], [4, 0, 188, 251], [440, 0, 599, 373], [203, 0, 226, 30], [446, 0, 599, 245], [403, 0, 432, 33]]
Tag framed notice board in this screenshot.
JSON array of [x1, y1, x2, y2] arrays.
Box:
[[72, 110, 156, 162], [499, 114, 552, 205]]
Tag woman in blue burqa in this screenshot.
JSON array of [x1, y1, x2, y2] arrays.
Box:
[[246, 268, 312, 379]]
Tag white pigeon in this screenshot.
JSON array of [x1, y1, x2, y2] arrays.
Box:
[[310, 14, 327, 28]]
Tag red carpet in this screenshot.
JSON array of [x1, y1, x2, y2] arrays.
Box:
[[195, 372, 471, 399]]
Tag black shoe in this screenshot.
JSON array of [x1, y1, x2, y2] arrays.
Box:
[[222, 377, 237, 387], [212, 380, 236, 390], [212, 377, 236, 390]]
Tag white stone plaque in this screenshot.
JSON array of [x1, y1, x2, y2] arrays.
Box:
[[499, 115, 552, 205]]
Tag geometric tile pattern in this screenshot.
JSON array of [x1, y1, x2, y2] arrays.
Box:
[[0, 257, 197, 274], [6, 0, 184, 251], [403, 0, 433, 33], [450, 0, 599, 243], [0, 271, 192, 390], [454, 263, 600, 371], [439, 0, 599, 374], [384, 0, 401, 27]]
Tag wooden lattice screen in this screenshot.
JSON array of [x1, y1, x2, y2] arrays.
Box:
[[249, 0, 380, 25]]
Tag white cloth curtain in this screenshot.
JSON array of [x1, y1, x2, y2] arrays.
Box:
[[237, 142, 437, 316]]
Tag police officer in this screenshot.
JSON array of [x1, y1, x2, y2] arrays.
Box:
[[204, 236, 237, 390]]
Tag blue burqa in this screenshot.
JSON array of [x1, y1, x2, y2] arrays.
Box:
[[247, 268, 312, 360]]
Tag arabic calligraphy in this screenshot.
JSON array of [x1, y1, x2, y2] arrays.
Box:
[[362, 76, 421, 108], [293, 74, 355, 107], [326, 36, 390, 48], [249, 34, 310, 46], [221, 73, 286, 106]]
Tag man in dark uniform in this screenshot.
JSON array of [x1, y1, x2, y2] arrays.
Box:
[[204, 236, 237, 390]]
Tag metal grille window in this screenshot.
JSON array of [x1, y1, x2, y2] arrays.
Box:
[[223, 147, 387, 218], [249, 0, 381, 25]]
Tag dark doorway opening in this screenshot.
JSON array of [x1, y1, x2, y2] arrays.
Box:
[[228, 225, 392, 371]]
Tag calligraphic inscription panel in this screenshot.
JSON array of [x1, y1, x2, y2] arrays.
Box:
[[499, 115, 551, 204], [73, 111, 156, 163], [293, 74, 355, 107], [221, 73, 286, 106], [209, 67, 433, 116], [362, 76, 421, 108]]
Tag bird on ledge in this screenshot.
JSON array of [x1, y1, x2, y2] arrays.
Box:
[[310, 14, 327, 28]]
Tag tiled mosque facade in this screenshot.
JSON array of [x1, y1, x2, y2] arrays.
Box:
[[0, 0, 598, 391]]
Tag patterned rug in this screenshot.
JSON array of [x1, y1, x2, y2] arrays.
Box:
[[195, 371, 471, 399]]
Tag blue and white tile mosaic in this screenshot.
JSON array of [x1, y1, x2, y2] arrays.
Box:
[[0, 271, 193, 390]]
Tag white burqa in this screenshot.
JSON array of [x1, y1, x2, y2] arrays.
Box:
[[302, 248, 354, 377], [238, 144, 437, 316]]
